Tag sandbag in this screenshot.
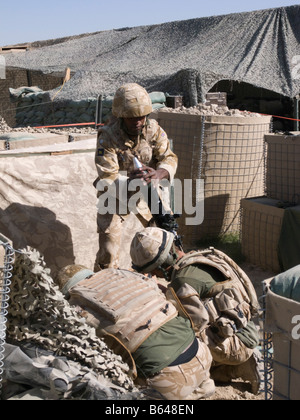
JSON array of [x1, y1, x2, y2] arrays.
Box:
[[270, 265, 300, 303], [149, 91, 166, 104]]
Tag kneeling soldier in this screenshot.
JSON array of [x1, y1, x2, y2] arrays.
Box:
[[57, 265, 215, 400], [130, 227, 262, 394]]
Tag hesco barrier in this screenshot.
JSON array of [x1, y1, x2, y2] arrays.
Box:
[[240, 197, 285, 273], [153, 111, 271, 248], [264, 276, 300, 400], [265, 133, 300, 203]]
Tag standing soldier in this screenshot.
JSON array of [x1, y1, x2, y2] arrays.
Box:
[[94, 83, 177, 271]]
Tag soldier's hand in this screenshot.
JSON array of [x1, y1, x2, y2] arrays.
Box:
[[142, 166, 169, 185], [128, 167, 148, 186]]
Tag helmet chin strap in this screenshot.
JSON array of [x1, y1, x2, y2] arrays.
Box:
[[157, 244, 179, 281], [171, 243, 180, 262]]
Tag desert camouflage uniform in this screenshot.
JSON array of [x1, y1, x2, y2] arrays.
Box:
[[130, 228, 262, 394], [166, 250, 260, 365], [135, 339, 213, 400], [59, 266, 214, 400], [94, 117, 177, 270]]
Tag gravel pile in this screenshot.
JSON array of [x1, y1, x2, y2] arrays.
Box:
[[0, 114, 97, 135], [160, 104, 262, 117], [0, 102, 263, 137]]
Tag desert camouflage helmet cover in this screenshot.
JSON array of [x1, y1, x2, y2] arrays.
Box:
[[130, 227, 175, 273], [112, 83, 153, 118], [57, 264, 94, 297]]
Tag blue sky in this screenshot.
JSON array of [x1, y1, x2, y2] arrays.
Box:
[[0, 0, 298, 46]]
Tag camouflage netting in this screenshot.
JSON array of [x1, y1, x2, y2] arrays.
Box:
[[5, 247, 140, 399], [5, 5, 300, 106]]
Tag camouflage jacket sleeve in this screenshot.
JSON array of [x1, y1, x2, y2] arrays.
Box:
[[95, 119, 178, 182], [95, 129, 121, 183]]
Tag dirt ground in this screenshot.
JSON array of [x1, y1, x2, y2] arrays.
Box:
[[208, 381, 264, 400], [207, 262, 276, 401]]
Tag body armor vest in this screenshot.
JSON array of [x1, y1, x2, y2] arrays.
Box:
[[69, 268, 178, 354], [166, 248, 259, 340], [170, 248, 259, 315]]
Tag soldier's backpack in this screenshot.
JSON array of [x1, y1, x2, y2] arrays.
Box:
[[166, 247, 260, 339]]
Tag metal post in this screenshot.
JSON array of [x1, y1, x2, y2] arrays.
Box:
[[95, 94, 103, 129], [294, 98, 299, 132], [0, 238, 14, 399], [260, 280, 274, 400]]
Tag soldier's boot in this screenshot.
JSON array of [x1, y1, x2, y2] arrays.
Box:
[[185, 378, 216, 400], [210, 349, 263, 395]]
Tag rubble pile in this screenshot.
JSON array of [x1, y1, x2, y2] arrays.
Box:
[[0, 115, 12, 133], [160, 103, 262, 117], [0, 103, 262, 139], [0, 114, 97, 136], [4, 248, 141, 400]]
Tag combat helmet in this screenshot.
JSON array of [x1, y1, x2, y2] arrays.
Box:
[[57, 264, 94, 298], [112, 83, 153, 118], [130, 227, 176, 273]]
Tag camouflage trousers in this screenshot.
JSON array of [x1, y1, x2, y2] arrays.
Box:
[[94, 212, 147, 271], [200, 330, 253, 366], [135, 339, 213, 400]]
